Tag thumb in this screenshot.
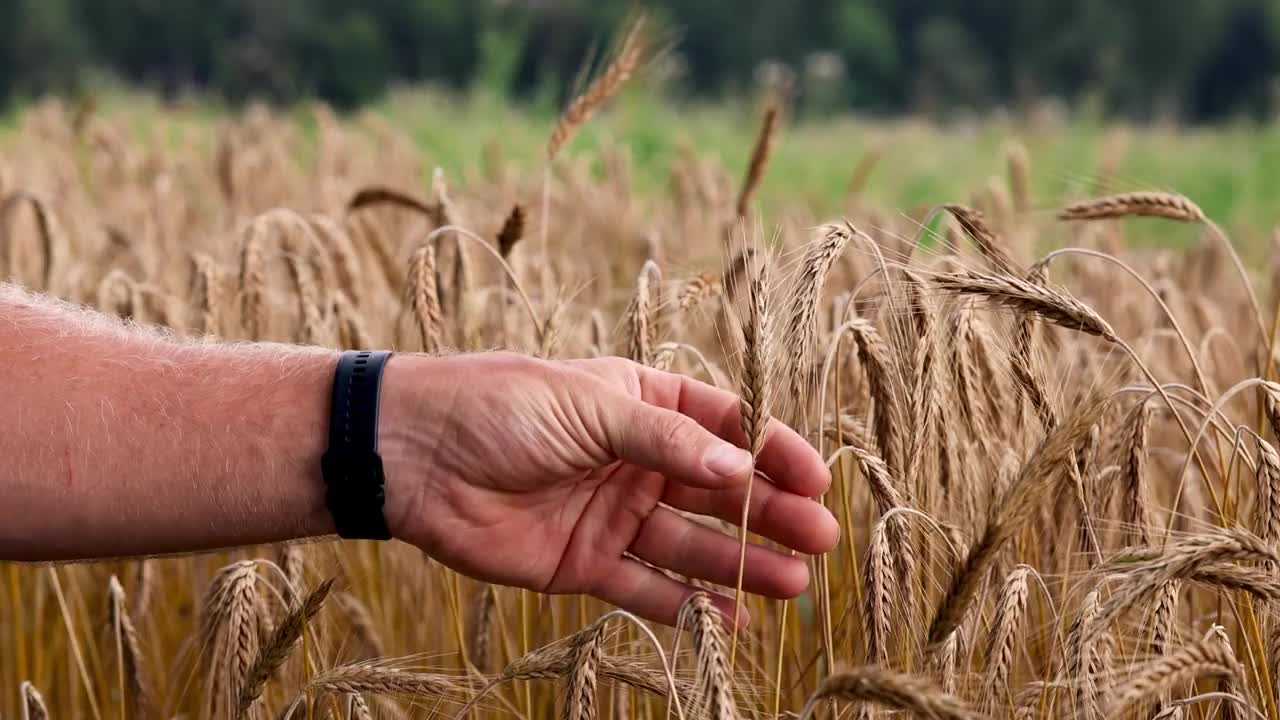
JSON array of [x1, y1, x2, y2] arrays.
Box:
[[598, 392, 755, 488]]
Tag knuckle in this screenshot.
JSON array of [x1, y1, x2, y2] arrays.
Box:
[[598, 356, 643, 392], [601, 356, 635, 373], [653, 413, 697, 457]]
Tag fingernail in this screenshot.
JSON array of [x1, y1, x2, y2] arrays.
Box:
[[704, 444, 753, 477]]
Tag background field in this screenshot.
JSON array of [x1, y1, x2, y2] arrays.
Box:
[[7, 5, 1280, 720], [12, 89, 1278, 253]]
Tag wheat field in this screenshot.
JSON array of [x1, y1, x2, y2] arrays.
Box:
[[6, 21, 1280, 720]]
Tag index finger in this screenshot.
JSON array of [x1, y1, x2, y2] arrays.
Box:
[[636, 366, 830, 497]]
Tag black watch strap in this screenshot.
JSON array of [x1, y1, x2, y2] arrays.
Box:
[[321, 350, 394, 540]]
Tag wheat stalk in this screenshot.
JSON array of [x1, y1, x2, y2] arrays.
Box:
[[132, 560, 153, 623], [331, 291, 373, 349], [902, 269, 943, 495], [863, 516, 895, 666], [275, 544, 306, 598], [408, 241, 443, 353], [848, 317, 902, 476], [625, 261, 660, 365], [1149, 581, 1179, 659], [237, 211, 316, 340], [496, 203, 526, 259], [942, 204, 1018, 273], [501, 632, 690, 699], [335, 591, 384, 660], [1263, 381, 1280, 439], [20, 681, 48, 720], [1091, 529, 1280, 648], [846, 445, 908, 515], [926, 393, 1105, 651], [933, 269, 1117, 341], [107, 575, 151, 718], [305, 663, 464, 698], [285, 252, 331, 345], [847, 144, 882, 196], [546, 15, 648, 161], [731, 259, 772, 666], [1064, 585, 1109, 720], [983, 565, 1031, 695], [237, 578, 334, 719], [681, 593, 739, 720], [950, 307, 989, 442], [1058, 192, 1205, 223], [345, 186, 436, 217], [0, 191, 61, 292], [563, 620, 605, 720], [1259, 438, 1280, 572], [734, 103, 778, 219], [783, 223, 852, 411], [1003, 141, 1030, 216], [197, 560, 261, 716], [1120, 400, 1153, 545], [825, 414, 877, 455], [97, 268, 138, 320], [349, 694, 374, 720], [190, 253, 224, 336], [677, 272, 719, 315], [307, 214, 364, 301], [1105, 636, 1241, 717], [799, 666, 978, 720], [468, 584, 497, 673]]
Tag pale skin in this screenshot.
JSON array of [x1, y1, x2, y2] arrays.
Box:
[[0, 284, 838, 625]]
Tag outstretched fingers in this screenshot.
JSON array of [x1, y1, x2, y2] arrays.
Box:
[[628, 505, 810, 598], [588, 555, 745, 628], [598, 389, 758, 490], [635, 366, 831, 497], [663, 471, 839, 555]]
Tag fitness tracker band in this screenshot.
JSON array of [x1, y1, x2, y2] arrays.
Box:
[[321, 350, 394, 540]]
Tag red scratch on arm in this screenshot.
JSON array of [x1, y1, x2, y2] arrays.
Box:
[[63, 447, 73, 488]]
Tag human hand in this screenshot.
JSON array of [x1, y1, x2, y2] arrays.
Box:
[[377, 352, 838, 625]]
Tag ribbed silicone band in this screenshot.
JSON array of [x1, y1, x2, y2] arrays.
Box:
[[321, 350, 393, 540]]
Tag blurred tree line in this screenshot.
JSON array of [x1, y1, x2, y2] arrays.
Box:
[[1, 0, 1278, 121]]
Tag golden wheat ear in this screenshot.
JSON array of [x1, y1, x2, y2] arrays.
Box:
[[735, 102, 779, 220], [546, 13, 650, 162], [1057, 191, 1204, 223], [729, 252, 772, 668], [1104, 636, 1242, 718], [107, 575, 152, 718], [681, 593, 740, 720], [237, 578, 334, 720], [800, 666, 979, 720]]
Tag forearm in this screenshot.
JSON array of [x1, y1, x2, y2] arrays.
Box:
[[0, 285, 340, 560]]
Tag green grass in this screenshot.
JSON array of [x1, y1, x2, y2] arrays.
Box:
[[16, 87, 1280, 251], [365, 90, 1280, 253]]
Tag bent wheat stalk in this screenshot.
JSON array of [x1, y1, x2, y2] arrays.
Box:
[[798, 666, 978, 720], [1104, 635, 1242, 718], [1057, 191, 1265, 347]]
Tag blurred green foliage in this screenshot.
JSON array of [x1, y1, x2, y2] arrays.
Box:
[[2, 0, 1280, 120]]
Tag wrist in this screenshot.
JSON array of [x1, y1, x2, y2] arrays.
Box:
[[376, 353, 462, 543]]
